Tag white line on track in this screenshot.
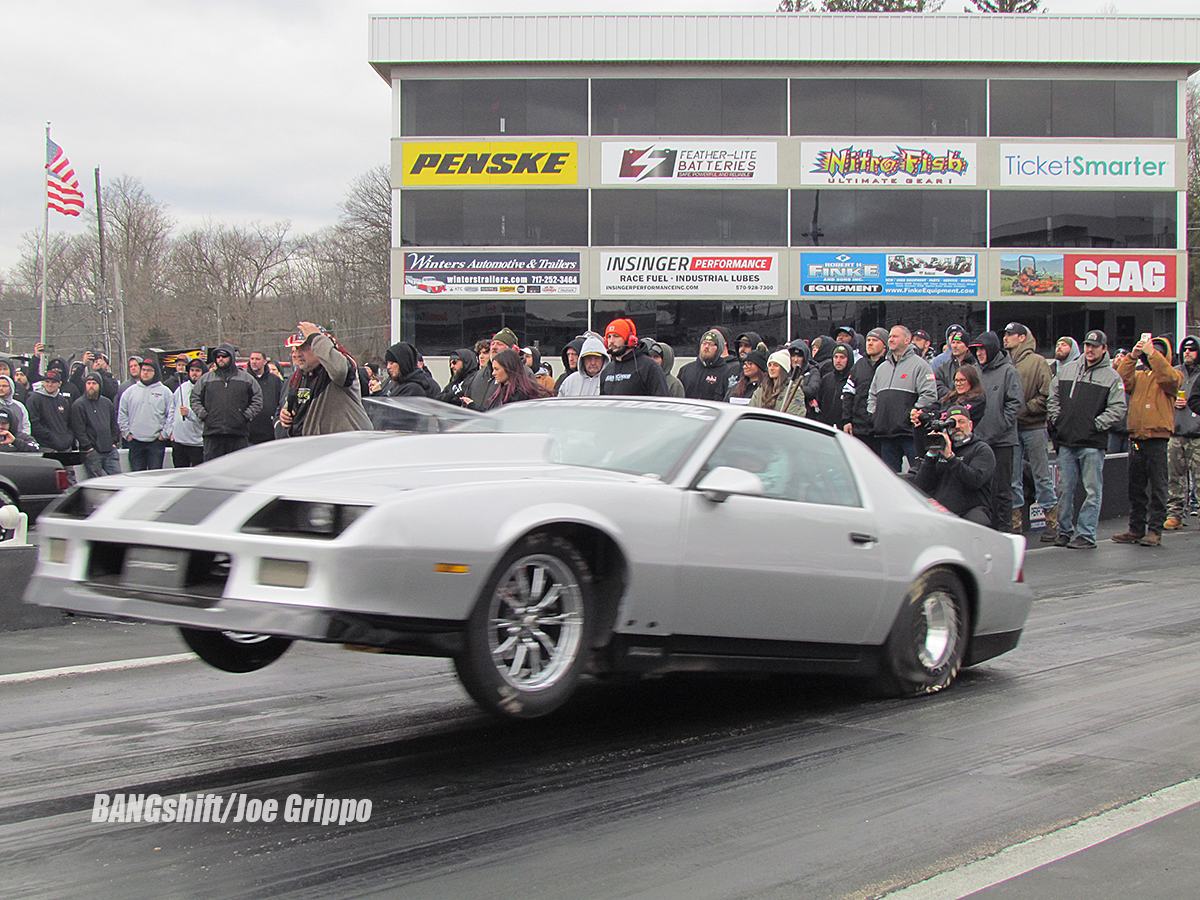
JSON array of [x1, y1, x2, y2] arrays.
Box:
[[879, 778, 1200, 899], [0, 653, 194, 684]]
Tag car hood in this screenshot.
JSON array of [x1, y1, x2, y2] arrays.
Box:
[[85, 433, 652, 508]]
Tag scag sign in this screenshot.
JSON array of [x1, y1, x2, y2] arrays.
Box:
[[401, 142, 578, 185], [1064, 254, 1177, 298]]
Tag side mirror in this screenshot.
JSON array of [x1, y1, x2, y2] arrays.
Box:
[[696, 466, 764, 503]]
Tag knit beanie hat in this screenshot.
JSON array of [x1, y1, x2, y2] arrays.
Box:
[[767, 349, 791, 373]]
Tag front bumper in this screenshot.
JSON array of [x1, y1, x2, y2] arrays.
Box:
[[25, 574, 465, 657]]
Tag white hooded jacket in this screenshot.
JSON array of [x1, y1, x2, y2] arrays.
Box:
[[557, 334, 608, 397]]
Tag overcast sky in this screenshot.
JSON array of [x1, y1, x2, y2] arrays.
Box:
[[1, 0, 1195, 276]]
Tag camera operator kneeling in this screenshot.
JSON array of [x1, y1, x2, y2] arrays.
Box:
[[914, 406, 996, 527]]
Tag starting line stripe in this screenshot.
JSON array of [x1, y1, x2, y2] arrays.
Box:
[[880, 777, 1200, 899], [0, 654, 194, 684]]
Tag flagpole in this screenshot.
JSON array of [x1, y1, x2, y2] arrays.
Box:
[[41, 123, 49, 347]]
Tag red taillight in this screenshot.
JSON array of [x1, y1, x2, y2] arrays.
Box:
[[55, 470, 70, 491]]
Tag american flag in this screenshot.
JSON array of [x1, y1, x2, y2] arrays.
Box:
[[46, 138, 84, 217]]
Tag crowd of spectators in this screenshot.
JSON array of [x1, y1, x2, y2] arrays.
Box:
[[4, 316, 1198, 549]]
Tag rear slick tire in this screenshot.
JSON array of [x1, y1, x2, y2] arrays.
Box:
[[874, 568, 969, 697], [454, 534, 591, 720], [178, 628, 292, 673]]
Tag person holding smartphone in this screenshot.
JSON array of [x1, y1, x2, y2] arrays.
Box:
[[1111, 334, 1183, 548]]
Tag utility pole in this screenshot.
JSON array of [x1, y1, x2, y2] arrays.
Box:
[[94, 167, 111, 358]]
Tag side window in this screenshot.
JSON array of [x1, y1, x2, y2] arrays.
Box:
[[700, 418, 861, 507]]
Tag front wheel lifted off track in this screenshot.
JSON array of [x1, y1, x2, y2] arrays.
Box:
[[873, 568, 969, 697], [455, 534, 591, 720], [178, 628, 293, 673]]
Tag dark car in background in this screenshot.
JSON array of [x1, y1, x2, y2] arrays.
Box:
[[0, 453, 69, 521]]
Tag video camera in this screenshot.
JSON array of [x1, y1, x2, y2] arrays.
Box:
[[916, 409, 952, 434]]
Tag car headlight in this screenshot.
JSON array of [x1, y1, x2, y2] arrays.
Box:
[[42, 485, 119, 519], [242, 499, 370, 539]]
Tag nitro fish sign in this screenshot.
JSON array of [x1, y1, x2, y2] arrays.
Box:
[[800, 142, 976, 186], [602, 143, 778, 185]]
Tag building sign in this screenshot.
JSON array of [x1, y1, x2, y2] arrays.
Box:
[[403, 251, 580, 296], [800, 253, 978, 296], [401, 142, 578, 185], [999, 253, 1177, 298], [999, 254, 1064, 296], [800, 142, 976, 186], [999, 144, 1175, 188], [1065, 254, 1177, 298], [599, 252, 779, 296], [601, 142, 778, 185]]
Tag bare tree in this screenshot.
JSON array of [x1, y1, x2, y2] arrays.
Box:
[[93, 176, 176, 358], [171, 220, 297, 349], [780, 0, 944, 9], [965, 0, 1041, 10]]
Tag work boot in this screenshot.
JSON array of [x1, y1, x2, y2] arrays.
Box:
[[1053, 532, 1071, 547], [1163, 516, 1186, 530], [1039, 506, 1059, 542], [1012, 509, 1024, 533], [1110, 531, 1143, 544], [1138, 533, 1162, 547]]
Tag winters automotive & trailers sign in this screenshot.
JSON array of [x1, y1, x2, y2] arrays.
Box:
[[800, 142, 976, 186], [600, 253, 778, 296], [404, 252, 580, 297], [601, 143, 778, 185]]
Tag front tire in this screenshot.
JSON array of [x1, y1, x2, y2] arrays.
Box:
[[873, 569, 969, 697], [178, 628, 293, 673], [455, 534, 591, 719]]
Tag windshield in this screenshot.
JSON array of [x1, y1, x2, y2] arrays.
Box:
[[454, 398, 719, 479]]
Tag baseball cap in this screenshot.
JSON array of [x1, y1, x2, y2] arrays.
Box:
[[1180, 336, 1200, 355], [1083, 330, 1107, 347], [1003, 322, 1031, 338], [913, 330, 931, 342], [942, 405, 971, 420], [42, 369, 61, 382]]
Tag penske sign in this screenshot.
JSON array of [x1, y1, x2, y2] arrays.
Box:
[[401, 142, 578, 185]]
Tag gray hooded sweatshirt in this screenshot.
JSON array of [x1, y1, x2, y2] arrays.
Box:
[[0, 376, 29, 435], [558, 334, 608, 397]]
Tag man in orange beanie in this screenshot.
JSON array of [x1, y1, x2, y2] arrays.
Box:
[[599, 318, 668, 397]]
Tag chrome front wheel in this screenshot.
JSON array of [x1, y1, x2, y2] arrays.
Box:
[[456, 535, 591, 719]]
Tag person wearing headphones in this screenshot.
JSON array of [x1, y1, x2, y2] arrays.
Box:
[[598, 318, 669, 397]]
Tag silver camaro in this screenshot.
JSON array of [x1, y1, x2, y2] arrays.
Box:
[[25, 398, 1033, 720]]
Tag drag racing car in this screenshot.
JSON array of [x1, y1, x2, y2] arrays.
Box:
[[24, 398, 1033, 720]]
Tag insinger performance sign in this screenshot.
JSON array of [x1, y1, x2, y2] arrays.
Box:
[[600, 253, 779, 296]]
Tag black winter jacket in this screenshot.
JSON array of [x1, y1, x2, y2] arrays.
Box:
[[192, 344, 263, 437], [914, 437, 996, 519], [599, 348, 668, 397], [69, 395, 119, 453], [248, 368, 284, 442]]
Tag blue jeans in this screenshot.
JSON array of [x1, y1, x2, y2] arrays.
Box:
[[128, 439, 166, 472], [1013, 428, 1057, 509], [83, 448, 121, 478], [1056, 445, 1105, 543], [879, 436, 917, 473]]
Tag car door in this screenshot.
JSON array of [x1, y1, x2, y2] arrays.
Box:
[[674, 416, 888, 646]]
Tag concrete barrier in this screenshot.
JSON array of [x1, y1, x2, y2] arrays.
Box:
[[0, 545, 67, 631]]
